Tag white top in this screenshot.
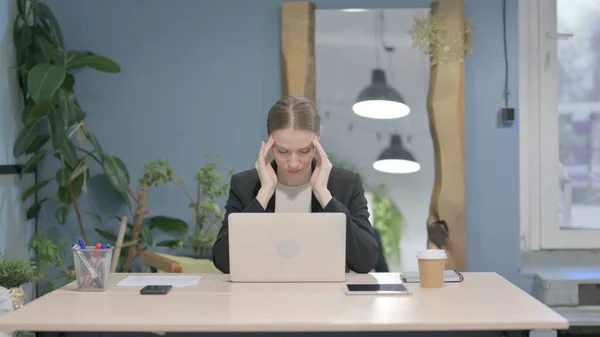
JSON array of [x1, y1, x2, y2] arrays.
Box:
[[0, 273, 569, 333], [274, 183, 312, 213]]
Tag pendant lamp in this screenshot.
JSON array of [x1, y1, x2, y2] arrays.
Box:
[[352, 69, 410, 119], [373, 134, 420, 174]]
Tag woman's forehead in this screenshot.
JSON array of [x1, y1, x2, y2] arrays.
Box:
[[272, 128, 315, 149]]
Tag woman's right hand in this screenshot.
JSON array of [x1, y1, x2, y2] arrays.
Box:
[[255, 136, 277, 208]]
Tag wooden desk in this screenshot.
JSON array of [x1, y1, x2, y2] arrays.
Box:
[[0, 272, 568, 336]]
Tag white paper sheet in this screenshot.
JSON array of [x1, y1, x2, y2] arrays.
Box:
[[116, 275, 202, 287]]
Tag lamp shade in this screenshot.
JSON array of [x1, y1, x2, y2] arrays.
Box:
[[352, 69, 410, 119], [373, 134, 420, 174]]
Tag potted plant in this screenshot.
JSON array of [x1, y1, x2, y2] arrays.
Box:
[[13, 0, 130, 294], [0, 251, 39, 315], [13, 0, 131, 244], [95, 154, 233, 271], [94, 158, 189, 272]]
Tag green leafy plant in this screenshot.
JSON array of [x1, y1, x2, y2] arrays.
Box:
[[12, 0, 131, 245], [0, 250, 39, 289], [27, 231, 74, 295], [178, 154, 234, 256], [92, 159, 188, 272], [95, 155, 234, 268], [371, 185, 403, 264]]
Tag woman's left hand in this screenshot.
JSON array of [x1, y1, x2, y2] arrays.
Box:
[[310, 137, 333, 207]]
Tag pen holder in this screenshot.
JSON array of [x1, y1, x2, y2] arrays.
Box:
[[72, 245, 113, 292]]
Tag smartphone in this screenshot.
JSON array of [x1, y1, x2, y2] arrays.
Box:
[[140, 285, 173, 295], [343, 283, 411, 295]]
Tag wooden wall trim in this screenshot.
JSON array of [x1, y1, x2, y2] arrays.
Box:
[[426, 0, 467, 271], [281, 2, 316, 102]]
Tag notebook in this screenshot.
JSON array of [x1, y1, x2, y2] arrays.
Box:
[[399, 269, 464, 283]]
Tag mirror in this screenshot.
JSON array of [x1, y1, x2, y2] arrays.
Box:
[[281, 1, 467, 272], [315, 8, 433, 272]]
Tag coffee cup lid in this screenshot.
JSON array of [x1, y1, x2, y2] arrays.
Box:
[[416, 249, 447, 259]]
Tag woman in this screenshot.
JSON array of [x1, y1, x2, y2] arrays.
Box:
[[211, 95, 379, 274]]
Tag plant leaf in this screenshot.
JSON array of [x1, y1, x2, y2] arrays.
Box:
[[32, 33, 58, 63], [149, 216, 189, 236], [58, 138, 78, 168], [25, 134, 50, 154], [21, 178, 52, 202], [54, 88, 73, 126], [48, 106, 65, 149], [68, 55, 120, 73], [94, 228, 116, 242], [156, 240, 182, 248], [21, 150, 47, 176], [141, 225, 153, 246], [15, 23, 31, 53], [13, 121, 40, 157], [102, 155, 130, 194], [57, 173, 85, 204], [62, 73, 74, 92], [27, 63, 66, 104], [34, 3, 65, 51], [85, 129, 104, 158], [17, 0, 26, 16], [55, 167, 71, 188], [65, 51, 94, 68], [22, 101, 49, 125], [94, 228, 131, 244], [55, 205, 69, 224], [73, 101, 87, 123], [85, 211, 104, 228], [26, 198, 47, 220]]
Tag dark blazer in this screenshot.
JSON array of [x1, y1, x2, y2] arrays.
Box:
[[211, 158, 380, 274], [373, 228, 390, 272]]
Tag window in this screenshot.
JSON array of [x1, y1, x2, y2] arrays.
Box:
[[520, 0, 600, 249]]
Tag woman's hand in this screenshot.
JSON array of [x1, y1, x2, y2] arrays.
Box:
[[310, 137, 333, 207], [255, 136, 278, 209]]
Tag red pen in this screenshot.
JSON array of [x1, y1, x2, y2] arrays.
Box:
[[93, 243, 102, 258]]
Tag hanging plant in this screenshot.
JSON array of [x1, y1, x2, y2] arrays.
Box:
[[407, 12, 475, 65]]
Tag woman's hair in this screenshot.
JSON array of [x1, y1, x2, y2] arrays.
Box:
[[266, 95, 321, 135]]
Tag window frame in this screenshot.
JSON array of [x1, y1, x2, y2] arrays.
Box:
[[519, 0, 600, 250]]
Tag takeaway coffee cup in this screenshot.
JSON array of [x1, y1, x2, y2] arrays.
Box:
[[417, 249, 447, 288]]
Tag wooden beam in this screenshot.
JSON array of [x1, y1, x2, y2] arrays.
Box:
[[426, 0, 467, 271], [138, 251, 183, 273], [281, 2, 316, 102]]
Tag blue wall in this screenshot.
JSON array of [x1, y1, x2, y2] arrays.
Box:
[[35, 0, 522, 287]]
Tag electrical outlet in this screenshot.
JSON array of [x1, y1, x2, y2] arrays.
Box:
[[501, 107, 515, 123]]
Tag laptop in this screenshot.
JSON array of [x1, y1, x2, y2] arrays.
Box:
[[227, 212, 347, 282]]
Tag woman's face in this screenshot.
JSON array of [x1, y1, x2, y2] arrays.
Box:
[[270, 128, 316, 183]]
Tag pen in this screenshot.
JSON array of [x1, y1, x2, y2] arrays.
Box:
[[74, 245, 98, 279], [93, 243, 102, 258]]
